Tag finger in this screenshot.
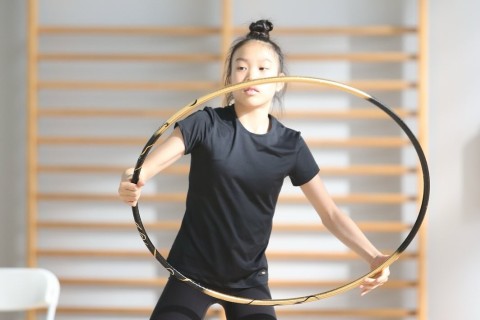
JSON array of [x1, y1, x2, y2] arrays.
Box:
[[121, 197, 137, 206], [362, 280, 385, 289], [366, 267, 390, 281], [118, 190, 139, 201], [121, 182, 140, 191], [360, 276, 388, 295], [360, 283, 382, 296], [118, 188, 141, 202], [363, 276, 388, 287], [119, 188, 135, 198], [373, 269, 390, 282]]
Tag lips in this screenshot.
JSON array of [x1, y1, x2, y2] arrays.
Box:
[[244, 87, 259, 95]]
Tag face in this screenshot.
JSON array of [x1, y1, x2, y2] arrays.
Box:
[[230, 40, 284, 110]]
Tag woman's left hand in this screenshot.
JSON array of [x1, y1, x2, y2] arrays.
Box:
[[360, 254, 390, 296]]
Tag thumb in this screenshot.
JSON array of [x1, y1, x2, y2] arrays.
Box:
[[129, 170, 145, 187], [136, 178, 146, 188]]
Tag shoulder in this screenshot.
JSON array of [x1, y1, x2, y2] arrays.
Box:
[[178, 106, 233, 126], [211, 105, 236, 121], [194, 106, 235, 123], [271, 115, 302, 145]]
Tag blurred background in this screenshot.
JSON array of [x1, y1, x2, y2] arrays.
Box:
[[0, 1, 479, 320]]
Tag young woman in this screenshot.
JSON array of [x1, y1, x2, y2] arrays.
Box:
[[118, 19, 390, 320]]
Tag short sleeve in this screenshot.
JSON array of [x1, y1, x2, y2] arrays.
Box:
[[175, 107, 214, 155], [289, 136, 320, 186]]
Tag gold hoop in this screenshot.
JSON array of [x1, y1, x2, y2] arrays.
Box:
[[131, 76, 429, 306]]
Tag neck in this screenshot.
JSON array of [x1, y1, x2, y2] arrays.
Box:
[[234, 104, 271, 134]]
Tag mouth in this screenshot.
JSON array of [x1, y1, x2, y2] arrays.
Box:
[[244, 87, 259, 95]]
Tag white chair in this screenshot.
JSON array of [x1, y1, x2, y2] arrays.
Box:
[[0, 268, 60, 320]]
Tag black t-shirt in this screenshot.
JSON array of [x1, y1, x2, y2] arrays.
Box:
[[168, 105, 319, 288]]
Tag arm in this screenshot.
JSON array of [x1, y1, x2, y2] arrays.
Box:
[[300, 174, 390, 295], [118, 126, 186, 206]]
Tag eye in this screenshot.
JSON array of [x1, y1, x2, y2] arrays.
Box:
[[236, 66, 247, 71], [259, 67, 269, 71]]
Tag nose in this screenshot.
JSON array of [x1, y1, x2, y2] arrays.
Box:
[[245, 69, 258, 81]]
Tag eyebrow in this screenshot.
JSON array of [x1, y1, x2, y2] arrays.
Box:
[[234, 57, 273, 63]]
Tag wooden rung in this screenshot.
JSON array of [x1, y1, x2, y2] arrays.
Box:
[[38, 108, 173, 117], [287, 52, 418, 62], [38, 80, 219, 91], [289, 80, 416, 91], [37, 80, 415, 91], [38, 165, 126, 174], [269, 279, 417, 289], [37, 164, 415, 176], [56, 306, 223, 316], [36, 52, 416, 62], [38, 26, 220, 35], [37, 164, 190, 174], [38, 53, 220, 62], [291, 193, 417, 204], [36, 249, 417, 260], [60, 277, 167, 287], [37, 25, 416, 36], [320, 165, 416, 175], [36, 220, 180, 231], [56, 306, 152, 316], [273, 222, 412, 233], [37, 107, 417, 119], [58, 277, 416, 289], [307, 137, 411, 148], [37, 220, 412, 233], [36, 249, 162, 258], [276, 308, 417, 317], [54, 306, 416, 317], [36, 192, 186, 202], [348, 80, 417, 90], [37, 107, 175, 118], [281, 108, 417, 119], [36, 192, 417, 204], [266, 251, 417, 260], [37, 136, 143, 145], [37, 136, 411, 148], [235, 26, 418, 36]]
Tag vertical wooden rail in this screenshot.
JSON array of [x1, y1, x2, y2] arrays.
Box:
[[218, 2, 232, 319], [26, 0, 39, 319], [417, 0, 429, 319], [220, 0, 233, 80], [26, 0, 39, 272]]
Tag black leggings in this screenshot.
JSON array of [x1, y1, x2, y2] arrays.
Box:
[[150, 277, 277, 320]]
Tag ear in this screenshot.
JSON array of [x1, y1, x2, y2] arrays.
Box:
[[275, 73, 286, 92]]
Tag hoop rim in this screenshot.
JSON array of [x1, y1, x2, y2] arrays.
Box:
[[130, 76, 430, 306]]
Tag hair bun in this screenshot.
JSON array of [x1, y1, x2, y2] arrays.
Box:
[[248, 20, 273, 40]]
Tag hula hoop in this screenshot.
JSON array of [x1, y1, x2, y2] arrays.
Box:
[[130, 76, 430, 306]]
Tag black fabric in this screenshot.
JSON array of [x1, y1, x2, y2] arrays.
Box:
[[168, 105, 319, 288], [150, 277, 277, 320]]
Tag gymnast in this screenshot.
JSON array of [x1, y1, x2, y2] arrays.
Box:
[[118, 19, 389, 320]]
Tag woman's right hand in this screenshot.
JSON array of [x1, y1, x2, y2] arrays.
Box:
[[118, 168, 145, 207], [117, 127, 185, 207]]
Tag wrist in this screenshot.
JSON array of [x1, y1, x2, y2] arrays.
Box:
[[122, 168, 134, 182], [369, 253, 387, 268]]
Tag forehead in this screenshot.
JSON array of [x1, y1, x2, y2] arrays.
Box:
[[232, 40, 279, 63]]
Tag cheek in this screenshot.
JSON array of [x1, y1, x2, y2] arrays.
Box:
[[231, 90, 244, 102], [259, 83, 278, 93], [230, 72, 243, 84]]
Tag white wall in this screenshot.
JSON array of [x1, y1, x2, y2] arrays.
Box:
[[427, 1, 480, 319], [0, 0, 28, 270], [1, 1, 479, 320]]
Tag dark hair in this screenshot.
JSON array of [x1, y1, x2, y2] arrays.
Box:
[[223, 20, 287, 109]]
